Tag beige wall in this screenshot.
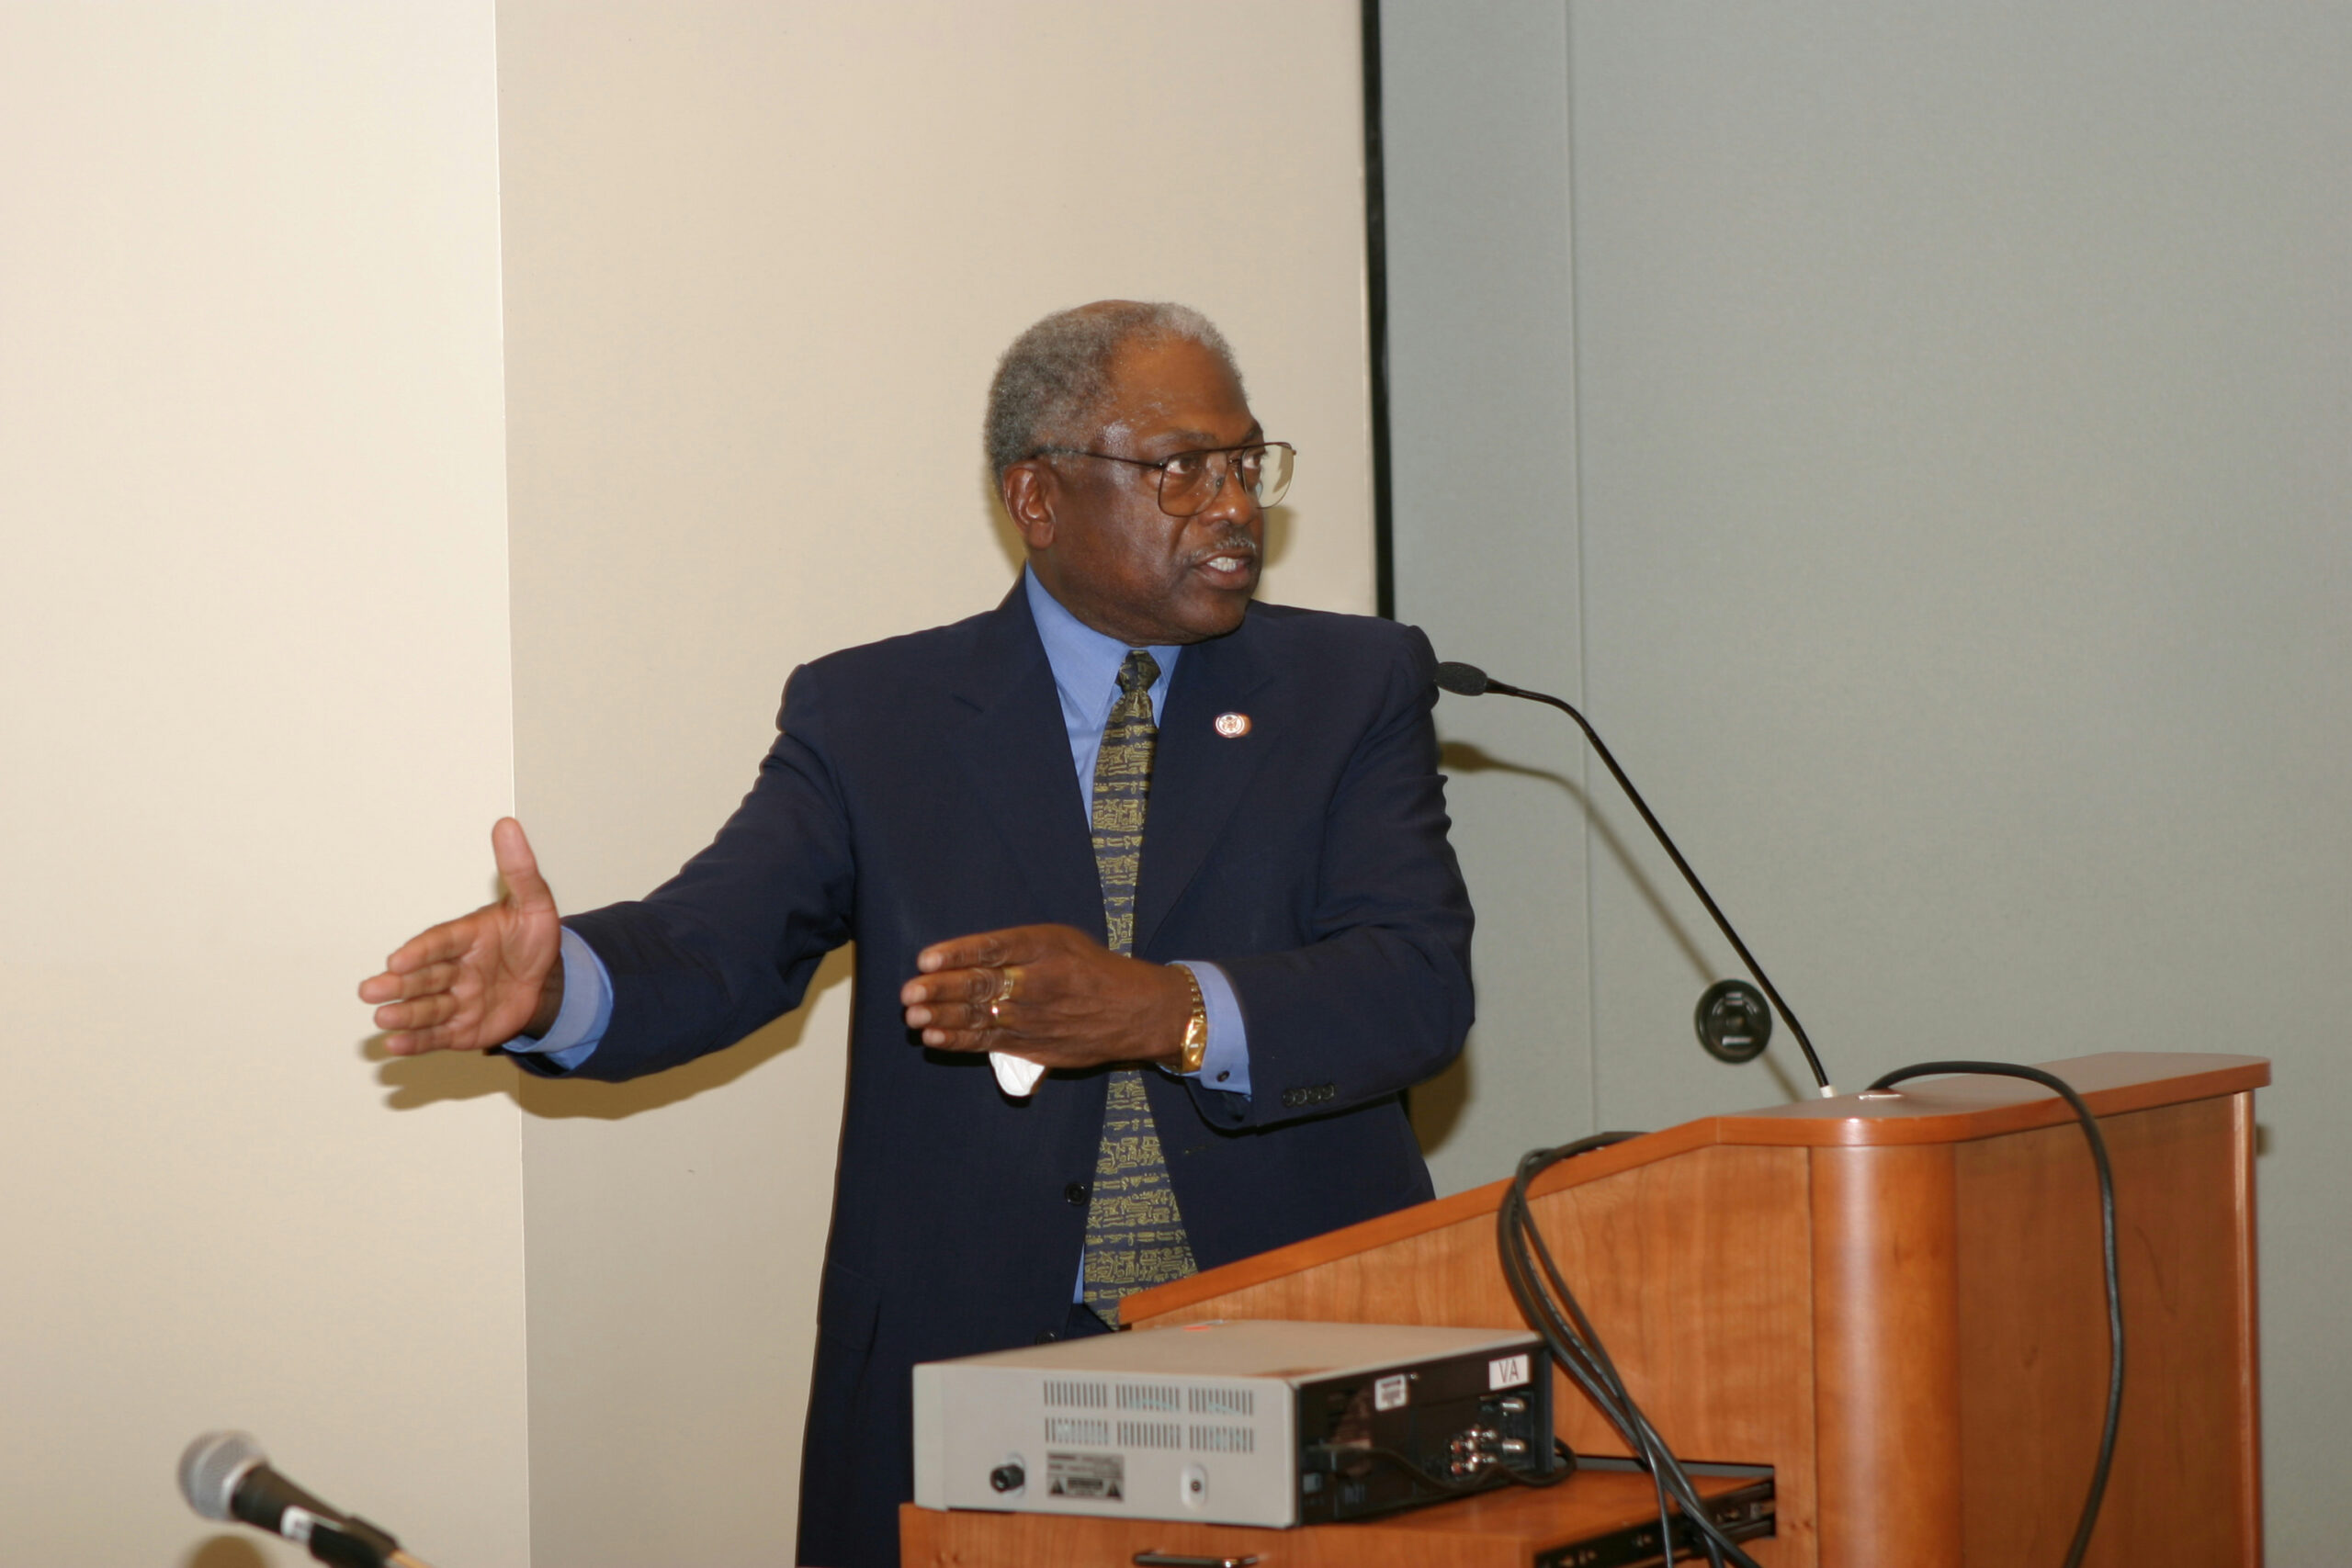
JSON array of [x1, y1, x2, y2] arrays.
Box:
[[0, 6, 528, 1566], [0, 6, 1375, 1561], [492, 3, 1376, 1562]]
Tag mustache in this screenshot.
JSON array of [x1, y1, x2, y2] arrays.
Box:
[[1190, 532, 1260, 563]]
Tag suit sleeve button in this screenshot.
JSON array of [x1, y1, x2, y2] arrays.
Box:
[[1064, 1182, 1091, 1205]]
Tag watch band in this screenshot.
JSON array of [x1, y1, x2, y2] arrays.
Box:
[[1175, 964, 1209, 1075]]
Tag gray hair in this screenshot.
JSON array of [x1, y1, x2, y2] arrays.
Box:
[[984, 301, 1242, 479]]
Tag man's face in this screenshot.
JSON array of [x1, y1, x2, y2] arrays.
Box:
[[1011, 336, 1264, 646]]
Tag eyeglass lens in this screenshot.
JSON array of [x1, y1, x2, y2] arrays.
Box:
[[1159, 445, 1294, 515]]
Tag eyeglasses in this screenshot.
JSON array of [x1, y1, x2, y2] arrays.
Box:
[[1035, 441, 1295, 517]]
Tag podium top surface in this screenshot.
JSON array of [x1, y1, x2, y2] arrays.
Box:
[[1125, 1051, 2266, 1326], [1713, 1050, 2267, 1143]]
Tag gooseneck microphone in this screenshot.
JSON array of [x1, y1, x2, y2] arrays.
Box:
[[1434, 660, 1837, 1098], [178, 1431, 438, 1568]]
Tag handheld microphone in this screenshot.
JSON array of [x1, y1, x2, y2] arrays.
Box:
[[178, 1431, 436, 1568], [1434, 660, 1837, 1097]]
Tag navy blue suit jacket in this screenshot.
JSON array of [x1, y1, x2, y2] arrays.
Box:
[[547, 585, 1474, 1566]]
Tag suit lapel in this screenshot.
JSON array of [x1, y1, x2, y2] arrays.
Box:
[[1134, 610, 1279, 955], [944, 586, 1105, 930]]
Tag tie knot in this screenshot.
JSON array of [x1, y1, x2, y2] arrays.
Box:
[[1117, 649, 1160, 697]]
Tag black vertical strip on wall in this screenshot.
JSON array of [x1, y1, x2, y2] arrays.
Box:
[[1362, 0, 1405, 1123], [1361, 0, 1396, 620]]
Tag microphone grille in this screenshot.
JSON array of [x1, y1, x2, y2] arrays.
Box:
[[1433, 661, 1490, 696], [179, 1430, 265, 1521]]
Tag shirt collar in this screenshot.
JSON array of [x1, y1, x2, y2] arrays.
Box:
[[1023, 565, 1182, 714]]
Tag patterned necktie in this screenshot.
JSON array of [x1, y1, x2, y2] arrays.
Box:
[[1080, 649, 1198, 1326]]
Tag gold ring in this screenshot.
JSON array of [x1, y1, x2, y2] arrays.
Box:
[[994, 966, 1021, 1002]]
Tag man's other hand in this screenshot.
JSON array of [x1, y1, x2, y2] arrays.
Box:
[[359, 817, 565, 1055], [901, 924, 1192, 1069]]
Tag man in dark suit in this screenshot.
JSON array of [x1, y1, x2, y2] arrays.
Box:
[[361, 300, 1474, 1567]]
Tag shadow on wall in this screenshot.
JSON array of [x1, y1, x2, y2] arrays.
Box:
[[1415, 739, 1808, 1138], [363, 948, 856, 1119], [981, 462, 1023, 570], [182, 1535, 268, 1568], [1411, 1016, 1473, 1155]]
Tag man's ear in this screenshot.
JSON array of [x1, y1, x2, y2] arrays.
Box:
[[1001, 461, 1057, 550]]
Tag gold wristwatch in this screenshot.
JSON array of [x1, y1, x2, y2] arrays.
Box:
[[1175, 964, 1209, 1075]]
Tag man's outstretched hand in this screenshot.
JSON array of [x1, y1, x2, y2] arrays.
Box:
[[900, 923, 1192, 1069], [360, 818, 565, 1055]]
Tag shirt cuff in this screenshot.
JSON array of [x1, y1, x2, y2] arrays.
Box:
[[1171, 961, 1250, 1098], [501, 926, 612, 1070]]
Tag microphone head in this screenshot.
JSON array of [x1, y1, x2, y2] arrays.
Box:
[[1433, 660, 1490, 696], [179, 1430, 266, 1522]]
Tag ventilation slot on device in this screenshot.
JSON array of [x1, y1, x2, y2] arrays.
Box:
[[1044, 1380, 1109, 1409], [1118, 1421, 1183, 1450], [1045, 1418, 1110, 1446], [1189, 1425, 1256, 1454], [1116, 1383, 1182, 1412], [1188, 1386, 1254, 1416]]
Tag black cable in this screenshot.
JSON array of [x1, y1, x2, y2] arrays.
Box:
[[1501, 1143, 1680, 1553], [1496, 1134, 1767, 1568], [1323, 1438, 1577, 1500], [1509, 1145, 1761, 1568], [1438, 665, 1837, 1097], [1502, 1142, 1694, 1561], [1867, 1062, 2123, 1568]]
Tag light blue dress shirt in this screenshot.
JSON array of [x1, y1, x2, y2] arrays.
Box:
[[507, 567, 1252, 1098]]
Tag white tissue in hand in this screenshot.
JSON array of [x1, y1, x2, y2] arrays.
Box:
[[990, 1051, 1046, 1098]]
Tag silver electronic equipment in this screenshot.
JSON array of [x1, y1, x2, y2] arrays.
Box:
[[913, 1318, 1557, 1528]]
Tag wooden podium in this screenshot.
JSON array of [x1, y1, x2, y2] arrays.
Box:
[[904, 1053, 2265, 1567]]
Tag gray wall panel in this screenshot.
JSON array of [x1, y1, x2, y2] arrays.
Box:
[[1381, 0, 1594, 1195], [1386, 1, 2351, 1553]]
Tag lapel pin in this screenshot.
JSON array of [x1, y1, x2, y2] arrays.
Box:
[[1214, 712, 1251, 739]]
